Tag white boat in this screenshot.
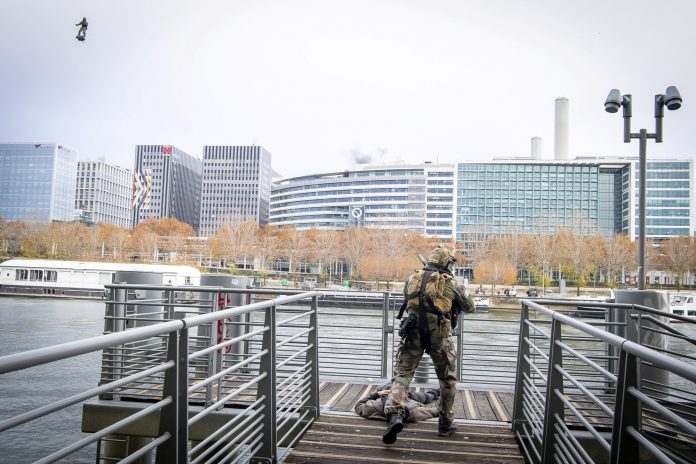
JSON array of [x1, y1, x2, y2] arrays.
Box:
[[0, 259, 201, 299], [668, 292, 696, 318], [474, 297, 490, 312]]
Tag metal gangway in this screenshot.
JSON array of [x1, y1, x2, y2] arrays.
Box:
[[0, 284, 695, 463]]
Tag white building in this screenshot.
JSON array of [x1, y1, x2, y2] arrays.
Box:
[[270, 163, 455, 238], [75, 160, 133, 227]]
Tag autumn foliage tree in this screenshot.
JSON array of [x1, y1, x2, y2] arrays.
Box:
[[473, 259, 516, 290]]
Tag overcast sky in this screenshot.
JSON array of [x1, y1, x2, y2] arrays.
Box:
[[1, 0, 693, 178]]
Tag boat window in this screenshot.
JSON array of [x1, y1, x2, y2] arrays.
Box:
[[29, 270, 44, 281], [44, 270, 57, 282], [688, 297, 693, 303], [15, 269, 28, 281]]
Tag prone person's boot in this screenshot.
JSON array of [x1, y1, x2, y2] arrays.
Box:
[[437, 417, 457, 437], [426, 388, 440, 403], [382, 414, 404, 444]]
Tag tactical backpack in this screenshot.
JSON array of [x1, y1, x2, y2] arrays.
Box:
[[405, 269, 453, 314]]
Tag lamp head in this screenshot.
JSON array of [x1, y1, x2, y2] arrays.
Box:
[[605, 89, 622, 113], [664, 86, 682, 111]]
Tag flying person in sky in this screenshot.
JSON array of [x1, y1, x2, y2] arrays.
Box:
[[75, 17, 88, 41]]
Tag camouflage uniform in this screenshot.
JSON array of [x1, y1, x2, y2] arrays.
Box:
[[354, 388, 439, 422], [384, 246, 475, 424]]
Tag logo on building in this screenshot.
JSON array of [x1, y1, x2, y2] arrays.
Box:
[[348, 205, 365, 227], [132, 169, 151, 209], [162, 145, 172, 156]]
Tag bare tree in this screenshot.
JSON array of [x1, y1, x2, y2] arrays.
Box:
[[342, 227, 372, 279], [661, 236, 694, 290], [557, 228, 602, 295], [599, 234, 635, 287]]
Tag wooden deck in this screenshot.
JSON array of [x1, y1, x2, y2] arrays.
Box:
[[284, 414, 523, 463], [318, 381, 515, 422], [283, 382, 523, 463]]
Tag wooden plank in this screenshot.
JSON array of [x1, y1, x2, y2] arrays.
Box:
[[497, 391, 515, 419], [463, 389, 478, 419], [473, 390, 498, 421], [319, 382, 344, 407], [452, 389, 466, 419], [488, 391, 510, 422], [334, 383, 372, 412], [325, 383, 352, 408]]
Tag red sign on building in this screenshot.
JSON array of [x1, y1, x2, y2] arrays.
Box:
[[162, 145, 172, 155]]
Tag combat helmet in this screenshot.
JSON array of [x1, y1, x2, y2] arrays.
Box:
[[427, 244, 456, 271]]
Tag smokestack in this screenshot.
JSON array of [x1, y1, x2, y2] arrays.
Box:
[[554, 97, 569, 160], [531, 137, 542, 160]]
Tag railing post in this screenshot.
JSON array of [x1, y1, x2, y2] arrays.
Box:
[[156, 328, 189, 464], [512, 302, 530, 432], [541, 318, 564, 463], [206, 292, 217, 406], [165, 287, 175, 320], [610, 349, 640, 464], [308, 295, 320, 419], [252, 304, 277, 464], [381, 292, 391, 378], [456, 305, 463, 382]]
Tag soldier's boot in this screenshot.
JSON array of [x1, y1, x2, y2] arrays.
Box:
[[438, 417, 457, 437], [382, 414, 404, 444]]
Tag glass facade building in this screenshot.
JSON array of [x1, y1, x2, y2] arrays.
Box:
[[0, 143, 78, 222], [270, 164, 455, 238], [270, 157, 693, 249], [199, 145, 272, 236], [455, 160, 628, 251], [624, 160, 693, 242], [132, 145, 202, 231]]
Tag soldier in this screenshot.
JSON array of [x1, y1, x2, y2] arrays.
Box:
[[355, 384, 440, 422], [382, 245, 475, 444], [75, 17, 88, 41]]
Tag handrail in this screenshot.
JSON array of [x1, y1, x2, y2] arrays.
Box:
[[0, 286, 323, 464], [514, 298, 696, 464]]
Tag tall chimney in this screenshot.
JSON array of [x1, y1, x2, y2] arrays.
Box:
[[554, 97, 569, 160], [531, 137, 542, 160]]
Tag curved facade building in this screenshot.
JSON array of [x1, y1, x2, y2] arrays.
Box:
[[270, 164, 455, 238]]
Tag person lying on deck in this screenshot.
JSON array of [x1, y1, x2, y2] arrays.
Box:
[[354, 383, 440, 422]]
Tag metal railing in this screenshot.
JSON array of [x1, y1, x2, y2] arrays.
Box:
[[513, 299, 696, 463], [0, 285, 321, 464]]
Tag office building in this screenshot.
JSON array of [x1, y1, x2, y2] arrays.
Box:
[[269, 157, 694, 248], [270, 163, 455, 238], [132, 145, 201, 231], [0, 143, 78, 222], [199, 145, 272, 236], [75, 160, 133, 228]]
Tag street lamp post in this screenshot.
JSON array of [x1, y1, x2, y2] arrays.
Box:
[[605, 86, 683, 290]]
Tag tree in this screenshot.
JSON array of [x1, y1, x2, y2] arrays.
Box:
[[661, 236, 694, 290], [255, 225, 281, 271], [557, 228, 602, 295], [210, 220, 259, 270], [599, 234, 634, 287], [473, 259, 516, 290], [523, 234, 557, 290], [309, 228, 342, 283], [342, 227, 372, 279], [277, 226, 308, 274]]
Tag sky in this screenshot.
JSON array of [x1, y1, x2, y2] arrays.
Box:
[[1, 0, 694, 178]]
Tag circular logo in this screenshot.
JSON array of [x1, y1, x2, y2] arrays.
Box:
[[351, 207, 363, 219]]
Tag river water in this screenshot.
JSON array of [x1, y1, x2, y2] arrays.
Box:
[[1, 297, 695, 463], [0, 297, 104, 463]]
